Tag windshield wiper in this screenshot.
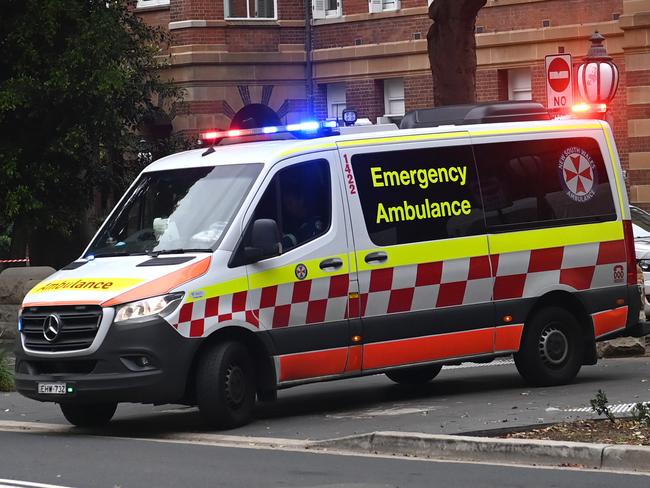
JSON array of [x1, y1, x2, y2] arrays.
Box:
[[147, 248, 212, 257]]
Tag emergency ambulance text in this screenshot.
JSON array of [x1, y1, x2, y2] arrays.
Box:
[[370, 165, 467, 189], [376, 199, 472, 223]]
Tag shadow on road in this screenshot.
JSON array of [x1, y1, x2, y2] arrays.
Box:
[[81, 364, 621, 437]]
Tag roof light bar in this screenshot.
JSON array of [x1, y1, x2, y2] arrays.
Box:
[[571, 102, 607, 113], [199, 120, 339, 146]]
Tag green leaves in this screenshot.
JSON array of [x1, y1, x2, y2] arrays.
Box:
[[0, 0, 185, 259]]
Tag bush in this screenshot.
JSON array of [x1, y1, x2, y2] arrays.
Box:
[[0, 349, 15, 392]]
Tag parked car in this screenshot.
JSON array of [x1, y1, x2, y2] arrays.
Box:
[[630, 205, 650, 315]]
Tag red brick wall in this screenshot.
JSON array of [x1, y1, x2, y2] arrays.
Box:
[[476, 69, 499, 102], [136, 6, 170, 30], [172, 27, 226, 44], [346, 79, 385, 122], [314, 15, 429, 49], [278, 0, 305, 20], [404, 74, 433, 112], [227, 26, 281, 51], [170, 0, 223, 21], [476, 0, 622, 32]]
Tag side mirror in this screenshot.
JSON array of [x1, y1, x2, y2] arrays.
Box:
[[244, 219, 281, 263]]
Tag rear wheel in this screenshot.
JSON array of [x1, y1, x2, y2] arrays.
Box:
[[385, 364, 443, 385], [59, 402, 117, 427], [514, 306, 583, 386], [196, 341, 256, 429]]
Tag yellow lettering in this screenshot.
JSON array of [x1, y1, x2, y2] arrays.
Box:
[[376, 203, 389, 223], [371, 167, 384, 187]]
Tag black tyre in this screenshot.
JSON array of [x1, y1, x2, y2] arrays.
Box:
[[514, 306, 584, 386], [196, 341, 256, 429], [385, 364, 443, 385], [59, 402, 117, 427]]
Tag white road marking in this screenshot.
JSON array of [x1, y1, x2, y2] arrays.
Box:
[[0, 480, 76, 488], [443, 358, 514, 370], [546, 401, 650, 414]]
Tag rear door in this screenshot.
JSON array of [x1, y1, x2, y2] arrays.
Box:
[[338, 132, 496, 372]]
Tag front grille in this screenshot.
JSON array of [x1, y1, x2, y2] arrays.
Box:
[[21, 306, 102, 352]]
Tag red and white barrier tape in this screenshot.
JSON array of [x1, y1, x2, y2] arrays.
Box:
[[0, 258, 30, 263]]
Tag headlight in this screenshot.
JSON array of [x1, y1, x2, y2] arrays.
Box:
[[114, 292, 184, 324], [639, 260, 650, 272]]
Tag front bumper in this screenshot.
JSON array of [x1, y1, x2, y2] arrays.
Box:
[[14, 316, 201, 405]]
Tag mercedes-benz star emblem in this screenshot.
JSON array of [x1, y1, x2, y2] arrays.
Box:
[[42, 314, 62, 342]]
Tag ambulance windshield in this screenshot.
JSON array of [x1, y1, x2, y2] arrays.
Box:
[[86, 164, 262, 257]]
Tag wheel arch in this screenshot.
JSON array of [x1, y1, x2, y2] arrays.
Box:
[[524, 290, 597, 365], [185, 326, 277, 403]]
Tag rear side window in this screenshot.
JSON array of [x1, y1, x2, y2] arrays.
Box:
[[351, 145, 485, 246], [473, 137, 616, 231]]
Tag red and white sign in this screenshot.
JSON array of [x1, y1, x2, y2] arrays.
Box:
[[546, 54, 573, 109]]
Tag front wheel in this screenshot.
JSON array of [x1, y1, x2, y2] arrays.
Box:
[[196, 341, 256, 429], [514, 306, 584, 386], [60, 402, 117, 427], [386, 364, 443, 385]]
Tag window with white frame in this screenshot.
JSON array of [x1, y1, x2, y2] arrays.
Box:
[[327, 83, 347, 120], [508, 68, 532, 101], [369, 0, 400, 13], [136, 0, 169, 8], [313, 0, 341, 19], [225, 0, 276, 19], [384, 78, 405, 116]]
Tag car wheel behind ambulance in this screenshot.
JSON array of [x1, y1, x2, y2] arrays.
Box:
[[385, 364, 443, 385], [514, 306, 583, 387], [60, 402, 117, 427], [196, 341, 256, 429]]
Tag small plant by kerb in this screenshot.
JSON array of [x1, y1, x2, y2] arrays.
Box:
[[0, 348, 14, 392], [632, 402, 650, 428], [590, 389, 616, 423]]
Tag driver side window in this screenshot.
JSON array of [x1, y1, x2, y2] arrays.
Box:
[[251, 159, 331, 253]]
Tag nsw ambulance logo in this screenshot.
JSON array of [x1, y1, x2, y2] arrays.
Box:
[[558, 147, 598, 203]]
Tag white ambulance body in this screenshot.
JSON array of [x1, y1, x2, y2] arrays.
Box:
[[15, 105, 649, 428]]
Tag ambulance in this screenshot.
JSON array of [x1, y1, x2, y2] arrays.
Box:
[[15, 102, 650, 428]]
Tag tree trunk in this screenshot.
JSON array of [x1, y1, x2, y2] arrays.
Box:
[[427, 0, 487, 106]]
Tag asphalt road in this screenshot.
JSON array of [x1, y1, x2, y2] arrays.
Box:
[[2, 357, 649, 440], [0, 430, 648, 488]]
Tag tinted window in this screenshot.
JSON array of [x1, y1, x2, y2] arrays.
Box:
[[352, 145, 484, 246], [473, 137, 616, 231], [250, 159, 331, 252]]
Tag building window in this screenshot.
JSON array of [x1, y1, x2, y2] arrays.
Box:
[[225, 0, 276, 19], [369, 0, 400, 13], [327, 83, 347, 120], [313, 0, 341, 19], [384, 78, 405, 116], [136, 0, 169, 8], [508, 68, 532, 101]]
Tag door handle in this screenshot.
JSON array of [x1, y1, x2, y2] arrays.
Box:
[[320, 257, 343, 270], [364, 251, 388, 264]]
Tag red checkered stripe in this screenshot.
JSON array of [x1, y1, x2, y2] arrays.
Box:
[[174, 239, 626, 336], [356, 239, 626, 318], [175, 273, 351, 337]]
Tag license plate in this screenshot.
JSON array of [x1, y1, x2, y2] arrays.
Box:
[[37, 382, 66, 395]]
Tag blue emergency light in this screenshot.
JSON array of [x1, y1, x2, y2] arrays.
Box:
[[199, 120, 339, 148]]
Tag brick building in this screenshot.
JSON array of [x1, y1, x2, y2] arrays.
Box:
[[135, 0, 650, 208]]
